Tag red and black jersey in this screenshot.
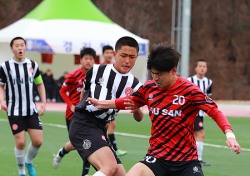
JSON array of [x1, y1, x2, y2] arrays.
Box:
[[132, 76, 232, 162], [60, 68, 86, 120]]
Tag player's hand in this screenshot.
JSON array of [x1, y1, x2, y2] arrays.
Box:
[[87, 97, 102, 108], [124, 97, 138, 111], [39, 102, 46, 116], [70, 105, 75, 112], [0, 101, 7, 112], [226, 138, 241, 154]]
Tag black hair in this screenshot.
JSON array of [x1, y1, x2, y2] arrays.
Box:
[[147, 42, 181, 72], [102, 45, 113, 54], [80, 47, 96, 58], [195, 58, 207, 67], [10, 37, 26, 47], [115, 36, 139, 53]]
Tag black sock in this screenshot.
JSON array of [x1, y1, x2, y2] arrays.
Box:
[[108, 134, 117, 151], [82, 160, 91, 176], [59, 147, 69, 157]]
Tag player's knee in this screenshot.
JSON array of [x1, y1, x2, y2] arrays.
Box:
[[197, 130, 205, 140], [32, 139, 43, 148], [108, 164, 119, 176], [16, 141, 26, 150]]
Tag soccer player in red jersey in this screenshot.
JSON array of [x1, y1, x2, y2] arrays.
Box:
[[87, 42, 241, 176], [100, 45, 114, 64], [53, 47, 96, 176]]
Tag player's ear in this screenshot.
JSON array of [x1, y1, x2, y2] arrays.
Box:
[[171, 67, 177, 74]]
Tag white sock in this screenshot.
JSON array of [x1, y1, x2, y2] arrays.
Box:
[[196, 141, 204, 161], [25, 143, 39, 163], [93, 171, 106, 176], [14, 147, 26, 174]]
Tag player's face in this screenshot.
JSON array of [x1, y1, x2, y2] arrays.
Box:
[[103, 49, 114, 64], [113, 46, 138, 74], [80, 54, 95, 71], [11, 39, 26, 61], [150, 68, 177, 88], [195, 61, 207, 77]]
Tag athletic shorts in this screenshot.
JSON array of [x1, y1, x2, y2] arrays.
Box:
[[140, 154, 203, 176], [69, 115, 121, 164], [66, 118, 71, 132], [194, 116, 204, 131], [8, 113, 42, 135]]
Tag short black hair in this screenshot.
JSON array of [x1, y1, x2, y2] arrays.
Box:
[[147, 42, 181, 72], [102, 45, 113, 54], [195, 58, 207, 67], [80, 47, 96, 58], [10, 37, 26, 47], [115, 36, 139, 53]]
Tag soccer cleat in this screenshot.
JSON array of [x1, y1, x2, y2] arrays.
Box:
[[25, 163, 36, 176], [19, 174, 26, 176], [200, 160, 211, 166], [116, 149, 127, 157], [53, 148, 63, 169]]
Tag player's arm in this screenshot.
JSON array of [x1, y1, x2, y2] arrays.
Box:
[[0, 84, 7, 112], [131, 107, 144, 122], [87, 98, 116, 109], [192, 86, 241, 154], [0, 67, 7, 112], [206, 107, 241, 154], [34, 75, 46, 116], [80, 67, 92, 101], [80, 88, 85, 101]]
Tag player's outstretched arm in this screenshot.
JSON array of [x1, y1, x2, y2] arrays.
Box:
[[87, 97, 116, 109]]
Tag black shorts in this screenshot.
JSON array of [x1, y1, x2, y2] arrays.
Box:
[[140, 154, 203, 176], [8, 113, 42, 135], [66, 118, 71, 132], [194, 116, 204, 131], [69, 114, 121, 164]]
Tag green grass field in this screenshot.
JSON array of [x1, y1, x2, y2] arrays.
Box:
[[0, 111, 249, 176]]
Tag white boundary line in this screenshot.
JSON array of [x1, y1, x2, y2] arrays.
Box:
[[1, 118, 249, 152]]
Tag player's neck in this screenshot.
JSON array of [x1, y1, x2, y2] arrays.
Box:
[[196, 74, 205, 79], [13, 56, 25, 62]]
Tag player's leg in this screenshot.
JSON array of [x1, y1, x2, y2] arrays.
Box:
[[87, 146, 125, 176], [53, 140, 75, 168], [107, 120, 127, 157], [194, 116, 210, 166], [14, 131, 27, 176], [25, 114, 43, 176], [82, 159, 91, 176], [69, 117, 125, 176], [9, 116, 27, 176], [126, 162, 155, 176]]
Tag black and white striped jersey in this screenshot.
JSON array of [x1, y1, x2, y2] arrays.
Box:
[[77, 64, 142, 122], [0, 58, 41, 116], [187, 75, 212, 116]]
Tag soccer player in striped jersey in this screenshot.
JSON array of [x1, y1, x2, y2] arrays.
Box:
[[53, 48, 96, 176], [101, 45, 128, 157], [87, 42, 241, 176], [187, 59, 212, 166], [69, 36, 144, 176], [0, 37, 46, 176]]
